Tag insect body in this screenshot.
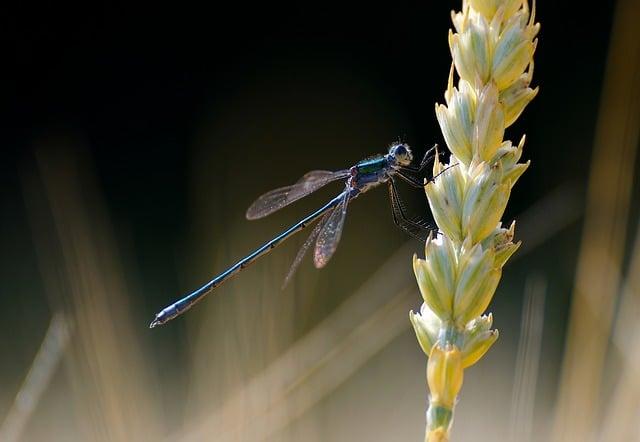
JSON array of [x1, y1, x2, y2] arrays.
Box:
[[149, 143, 436, 328]]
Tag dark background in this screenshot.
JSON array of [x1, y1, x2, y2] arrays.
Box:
[[0, 1, 626, 441]]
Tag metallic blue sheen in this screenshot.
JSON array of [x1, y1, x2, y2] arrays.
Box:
[[150, 190, 358, 327], [150, 142, 420, 328]]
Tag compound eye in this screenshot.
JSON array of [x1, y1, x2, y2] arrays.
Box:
[[388, 144, 400, 156], [396, 143, 413, 159]]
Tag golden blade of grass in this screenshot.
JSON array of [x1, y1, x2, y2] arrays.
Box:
[[176, 184, 580, 441], [178, 235, 419, 442], [187, 288, 415, 442], [509, 275, 546, 442], [0, 313, 71, 442], [598, 318, 640, 441], [598, 217, 640, 441], [551, 0, 640, 439], [23, 145, 160, 442]]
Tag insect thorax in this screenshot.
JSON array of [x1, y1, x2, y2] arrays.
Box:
[[355, 156, 387, 175]]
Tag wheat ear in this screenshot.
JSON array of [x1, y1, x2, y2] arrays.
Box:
[[409, 1, 539, 440]]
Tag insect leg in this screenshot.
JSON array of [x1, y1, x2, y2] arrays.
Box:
[[388, 179, 434, 242]]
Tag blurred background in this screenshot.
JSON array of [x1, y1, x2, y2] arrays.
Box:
[[1, 1, 638, 441]]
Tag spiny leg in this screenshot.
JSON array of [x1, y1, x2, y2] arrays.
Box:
[[399, 144, 441, 173], [395, 145, 448, 187], [426, 162, 459, 185], [402, 159, 460, 189], [388, 179, 434, 242], [395, 169, 425, 188]]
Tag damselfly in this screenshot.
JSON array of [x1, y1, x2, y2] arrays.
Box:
[[150, 143, 439, 328]]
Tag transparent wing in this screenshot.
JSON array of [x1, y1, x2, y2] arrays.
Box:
[[246, 170, 349, 220], [314, 189, 350, 268], [281, 211, 332, 288]]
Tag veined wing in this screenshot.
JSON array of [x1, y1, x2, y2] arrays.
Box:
[[246, 170, 350, 220], [314, 189, 350, 268], [282, 211, 332, 288]]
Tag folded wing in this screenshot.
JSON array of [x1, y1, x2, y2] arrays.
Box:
[[246, 170, 349, 220]]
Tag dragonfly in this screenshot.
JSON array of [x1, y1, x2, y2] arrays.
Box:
[[149, 142, 439, 328]]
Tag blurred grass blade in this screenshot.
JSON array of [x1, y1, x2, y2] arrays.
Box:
[[509, 275, 546, 442], [0, 313, 71, 442], [552, 0, 640, 439], [179, 237, 419, 441], [24, 145, 160, 442], [599, 216, 640, 441]]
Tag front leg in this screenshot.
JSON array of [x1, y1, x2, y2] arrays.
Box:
[[395, 169, 425, 188], [419, 144, 439, 170], [400, 144, 439, 173]]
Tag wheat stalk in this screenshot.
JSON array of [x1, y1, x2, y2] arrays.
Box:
[[409, 1, 539, 440]]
